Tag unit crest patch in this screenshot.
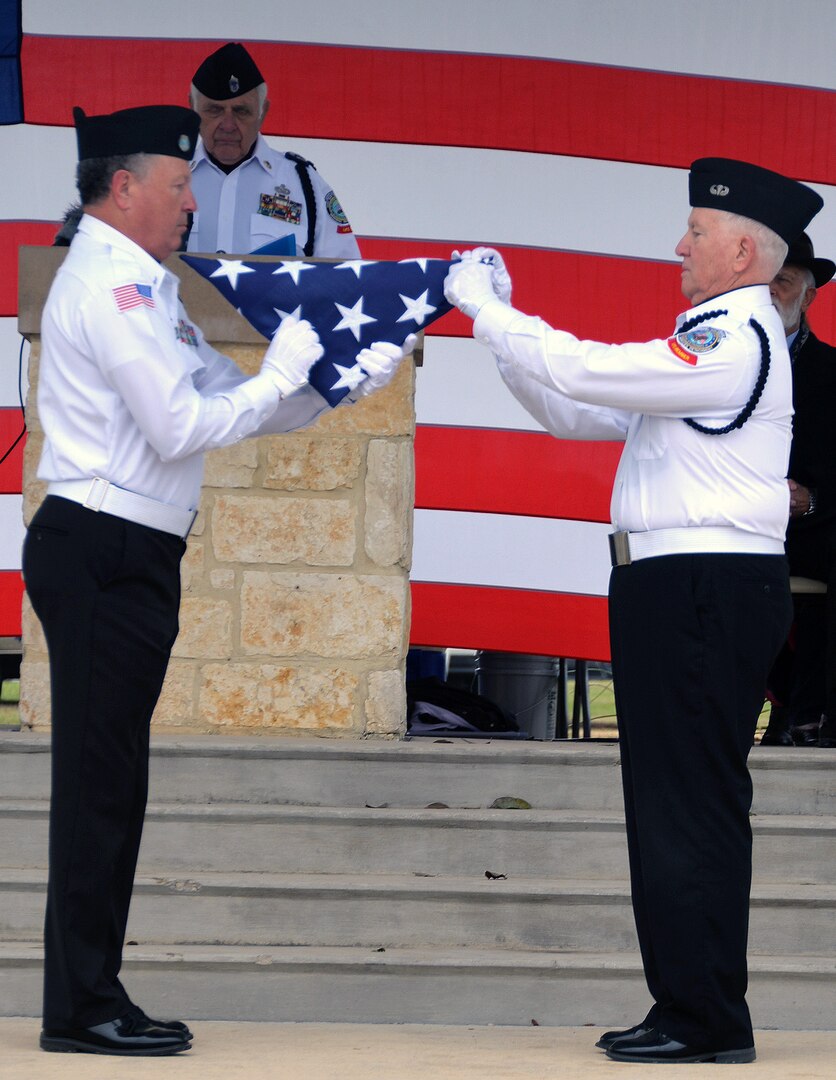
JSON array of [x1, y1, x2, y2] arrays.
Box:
[[667, 327, 726, 365], [325, 190, 351, 231]]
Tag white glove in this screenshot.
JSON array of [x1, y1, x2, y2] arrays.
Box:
[[453, 246, 512, 305], [261, 315, 324, 397], [443, 248, 512, 319], [353, 334, 418, 397]]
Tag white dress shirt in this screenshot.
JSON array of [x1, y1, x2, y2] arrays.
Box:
[[473, 285, 793, 543], [187, 134, 361, 258], [37, 215, 330, 511]]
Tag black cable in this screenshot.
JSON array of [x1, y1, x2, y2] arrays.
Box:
[[0, 336, 27, 468]]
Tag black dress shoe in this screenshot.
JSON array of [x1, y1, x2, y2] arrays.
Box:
[[605, 1028, 755, 1064], [790, 722, 820, 747], [818, 716, 836, 747], [40, 1013, 191, 1056], [595, 1021, 652, 1050], [128, 1003, 194, 1040], [759, 727, 794, 746]]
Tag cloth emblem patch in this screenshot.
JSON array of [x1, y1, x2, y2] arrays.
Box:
[[112, 283, 154, 313], [176, 319, 198, 346], [667, 326, 725, 365], [325, 189, 351, 230], [258, 185, 302, 225]]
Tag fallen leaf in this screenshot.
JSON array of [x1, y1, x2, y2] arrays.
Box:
[[490, 796, 532, 810]]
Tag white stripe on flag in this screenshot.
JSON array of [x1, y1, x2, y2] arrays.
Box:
[[0, 319, 29, 408], [0, 496, 24, 570], [411, 509, 612, 596], [21, 0, 836, 89], [416, 338, 547, 432]]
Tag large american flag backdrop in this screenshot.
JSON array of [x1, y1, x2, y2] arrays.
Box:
[[2, 0, 836, 659]]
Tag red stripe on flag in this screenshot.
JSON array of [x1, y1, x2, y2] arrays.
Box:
[[0, 410, 26, 493], [20, 36, 836, 182], [0, 571, 24, 637], [410, 581, 611, 660], [415, 426, 619, 521]]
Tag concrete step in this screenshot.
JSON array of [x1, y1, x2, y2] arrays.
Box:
[[2, 941, 834, 1029], [2, 733, 834, 815], [3, 869, 834, 956], [3, 800, 834, 884]]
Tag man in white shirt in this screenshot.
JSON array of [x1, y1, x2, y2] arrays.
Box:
[[443, 158, 823, 1065], [186, 42, 360, 259], [24, 103, 406, 1058]]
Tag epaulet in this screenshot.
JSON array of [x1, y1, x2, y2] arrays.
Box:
[[284, 151, 317, 171]]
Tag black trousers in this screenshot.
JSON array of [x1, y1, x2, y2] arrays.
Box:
[[22, 496, 184, 1028], [783, 521, 836, 724], [608, 553, 791, 1051]]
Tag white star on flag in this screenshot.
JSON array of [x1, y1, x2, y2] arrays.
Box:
[[210, 260, 255, 289], [330, 363, 367, 391], [334, 260, 378, 278], [272, 262, 316, 284], [397, 289, 437, 326], [273, 305, 303, 328], [333, 297, 378, 341], [399, 258, 429, 272]]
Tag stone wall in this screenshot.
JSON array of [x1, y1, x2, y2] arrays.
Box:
[[18, 248, 415, 737]]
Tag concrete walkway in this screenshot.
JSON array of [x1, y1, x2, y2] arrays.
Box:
[[1, 1020, 833, 1079]]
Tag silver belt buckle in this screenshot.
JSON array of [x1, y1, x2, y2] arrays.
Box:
[[609, 530, 632, 567], [84, 477, 109, 512]]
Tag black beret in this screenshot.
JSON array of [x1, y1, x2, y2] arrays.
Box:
[[192, 42, 265, 100], [74, 105, 200, 161], [689, 157, 823, 245], [784, 231, 835, 288]]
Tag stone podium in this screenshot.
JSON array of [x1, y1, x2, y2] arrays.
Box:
[[17, 247, 416, 737]]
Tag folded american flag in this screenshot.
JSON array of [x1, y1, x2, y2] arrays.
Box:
[[180, 255, 455, 406]]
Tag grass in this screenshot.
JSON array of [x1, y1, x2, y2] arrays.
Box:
[[573, 676, 772, 740], [0, 678, 20, 730]]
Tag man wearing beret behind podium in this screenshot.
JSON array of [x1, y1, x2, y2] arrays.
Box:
[[186, 42, 361, 259], [22, 103, 409, 1056], [444, 159, 822, 1063]]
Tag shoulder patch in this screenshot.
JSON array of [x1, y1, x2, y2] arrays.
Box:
[[325, 190, 350, 227], [112, 283, 155, 313], [667, 326, 726, 365]]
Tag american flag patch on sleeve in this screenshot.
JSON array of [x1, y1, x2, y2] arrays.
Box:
[[112, 283, 155, 312]]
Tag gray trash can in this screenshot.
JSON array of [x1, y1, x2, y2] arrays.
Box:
[[475, 651, 559, 739]]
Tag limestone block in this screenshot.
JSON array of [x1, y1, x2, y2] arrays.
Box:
[[210, 569, 236, 590], [180, 539, 204, 593], [264, 434, 360, 491], [18, 658, 50, 729], [151, 659, 198, 728], [365, 439, 413, 567], [21, 595, 46, 657], [189, 506, 207, 537], [203, 439, 259, 489], [21, 428, 46, 525], [314, 362, 415, 437], [364, 668, 407, 736], [241, 572, 407, 659], [172, 597, 233, 659], [200, 662, 359, 731], [213, 495, 356, 567]]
